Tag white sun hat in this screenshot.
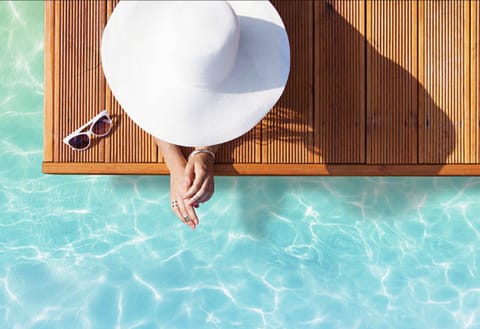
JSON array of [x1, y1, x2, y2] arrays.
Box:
[[101, 0, 290, 147]]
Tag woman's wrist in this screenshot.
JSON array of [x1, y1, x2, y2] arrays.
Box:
[[191, 145, 218, 161], [194, 145, 218, 152], [189, 149, 216, 162]]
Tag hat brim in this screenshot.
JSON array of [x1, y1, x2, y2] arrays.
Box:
[[101, 0, 290, 146]]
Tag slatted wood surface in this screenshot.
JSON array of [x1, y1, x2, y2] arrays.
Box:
[[43, 0, 480, 175]]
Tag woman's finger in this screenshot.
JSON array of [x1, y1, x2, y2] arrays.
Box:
[[197, 180, 214, 204], [184, 160, 195, 188], [184, 171, 207, 199], [171, 199, 188, 226], [187, 180, 209, 205], [187, 176, 213, 205], [184, 203, 199, 228], [173, 197, 196, 229], [178, 197, 199, 229], [199, 187, 213, 203]]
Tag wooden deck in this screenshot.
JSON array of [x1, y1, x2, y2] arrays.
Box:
[[43, 0, 480, 175]]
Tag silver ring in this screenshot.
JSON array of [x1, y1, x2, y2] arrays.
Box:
[[183, 215, 190, 223], [171, 200, 178, 208]]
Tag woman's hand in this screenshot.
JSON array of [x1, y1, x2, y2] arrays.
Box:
[[155, 138, 201, 229], [170, 165, 200, 230], [183, 151, 215, 207]]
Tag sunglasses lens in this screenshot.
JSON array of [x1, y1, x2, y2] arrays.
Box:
[[68, 134, 90, 150], [92, 116, 112, 136]]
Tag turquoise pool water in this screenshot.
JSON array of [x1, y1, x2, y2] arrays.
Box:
[[1, 2, 480, 328]]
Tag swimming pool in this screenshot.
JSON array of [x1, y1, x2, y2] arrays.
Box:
[[1, 2, 480, 328]]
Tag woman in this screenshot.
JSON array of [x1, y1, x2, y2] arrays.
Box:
[[101, 2, 290, 230], [156, 139, 218, 230]]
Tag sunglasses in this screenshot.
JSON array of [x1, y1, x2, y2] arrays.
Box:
[[63, 110, 113, 150]]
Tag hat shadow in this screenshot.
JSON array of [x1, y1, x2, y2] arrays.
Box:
[[223, 2, 455, 238], [212, 16, 290, 94]]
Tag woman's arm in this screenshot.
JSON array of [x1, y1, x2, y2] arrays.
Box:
[[155, 138, 199, 230]]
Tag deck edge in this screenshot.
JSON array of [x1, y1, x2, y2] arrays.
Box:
[[41, 162, 480, 176]]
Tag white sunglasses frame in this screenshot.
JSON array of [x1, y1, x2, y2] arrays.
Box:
[[63, 110, 113, 150]]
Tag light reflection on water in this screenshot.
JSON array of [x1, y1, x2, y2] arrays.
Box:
[[1, 2, 480, 329]]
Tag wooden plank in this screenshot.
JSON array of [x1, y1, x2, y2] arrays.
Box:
[[105, 0, 113, 163], [263, 0, 314, 164], [420, 1, 465, 164], [464, 1, 471, 162], [418, 0, 425, 163], [357, 0, 366, 163], [42, 162, 480, 176], [313, 0, 321, 163], [255, 125, 262, 163], [366, 0, 373, 163], [367, 0, 417, 164], [97, 2, 106, 162], [53, 1, 61, 162], [412, 0, 418, 163], [58, 0, 99, 163], [44, 1, 54, 162], [473, 0, 479, 162], [316, 0, 365, 164]]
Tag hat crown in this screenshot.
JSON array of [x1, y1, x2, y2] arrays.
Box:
[[161, 1, 240, 87]]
